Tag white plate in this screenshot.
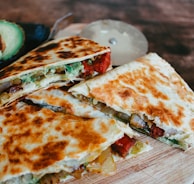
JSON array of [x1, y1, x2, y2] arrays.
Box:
[[54, 20, 148, 66], [80, 19, 148, 65]]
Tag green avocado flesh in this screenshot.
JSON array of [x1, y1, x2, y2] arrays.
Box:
[[0, 20, 25, 60]]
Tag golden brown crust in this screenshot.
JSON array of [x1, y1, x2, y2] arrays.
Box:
[[69, 53, 194, 133], [0, 102, 121, 182], [25, 86, 106, 118], [0, 36, 110, 81]]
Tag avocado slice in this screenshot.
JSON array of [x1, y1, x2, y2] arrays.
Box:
[[0, 20, 25, 61]]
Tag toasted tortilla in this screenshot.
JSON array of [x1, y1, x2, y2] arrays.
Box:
[[69, 53, 194, 150], [25, 85, 106, 118], [0, 99, 151, 183], [0, 102, 122, 183], [0, 36, 111, 107]]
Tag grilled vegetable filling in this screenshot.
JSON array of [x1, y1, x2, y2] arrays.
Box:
[[0, 53, 110, 105], [75, 96, 189, 150], [129, 114, 189, 149], [1, 134, 144, 184], [0, 61, 82, 104]]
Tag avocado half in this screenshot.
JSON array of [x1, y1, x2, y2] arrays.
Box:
[[0, 20, 25, 61]]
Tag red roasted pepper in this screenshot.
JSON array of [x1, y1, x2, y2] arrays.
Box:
[[150, 124, 164, 139], [111, 134, 136, 157], [83, 52, 111, 77]]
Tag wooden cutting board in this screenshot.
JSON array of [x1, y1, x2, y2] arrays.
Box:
[[64, 134, 194, 184]]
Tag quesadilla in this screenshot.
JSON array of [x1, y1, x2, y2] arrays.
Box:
[[25, 85, 152, 155], [24, 85, 106, 118], [69, 53, 194, 150], [0, 36, 111, 107], [0, 101, 151, 184]]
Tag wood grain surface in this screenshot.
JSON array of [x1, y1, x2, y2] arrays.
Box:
[[0, 1, 194, 184], [64, 135, 194, 184]]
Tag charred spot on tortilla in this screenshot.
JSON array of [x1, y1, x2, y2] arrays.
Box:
[[57, 51, 76, 59], [35, 42, 59, 53]]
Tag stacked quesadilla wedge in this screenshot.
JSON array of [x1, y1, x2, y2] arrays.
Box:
[[69, 53, 194, 150], [25, 85, 151, 154], [0, 36, 111, 107], [0, 100, 151, 184], [25, 85, 107, 118]]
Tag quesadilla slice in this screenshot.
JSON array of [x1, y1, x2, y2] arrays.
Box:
[[24, 85, 106, 118], [0, 36, 111, 107], [0, 101, 151, 184], [25, 85, 152, 155], [69, 53, 194, 150]]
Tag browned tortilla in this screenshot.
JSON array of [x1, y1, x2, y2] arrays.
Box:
[[0, 101, 123, 183], [69, 53, 194, 150], [0, 36, 110, 81]]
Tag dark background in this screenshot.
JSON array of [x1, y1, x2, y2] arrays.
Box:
[[0, 0, 194, 90]]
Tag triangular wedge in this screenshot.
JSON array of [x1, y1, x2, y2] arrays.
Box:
[[0, 99, 151, 183], [69, 53, 194, 150], [0, 36, 111, 107]]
